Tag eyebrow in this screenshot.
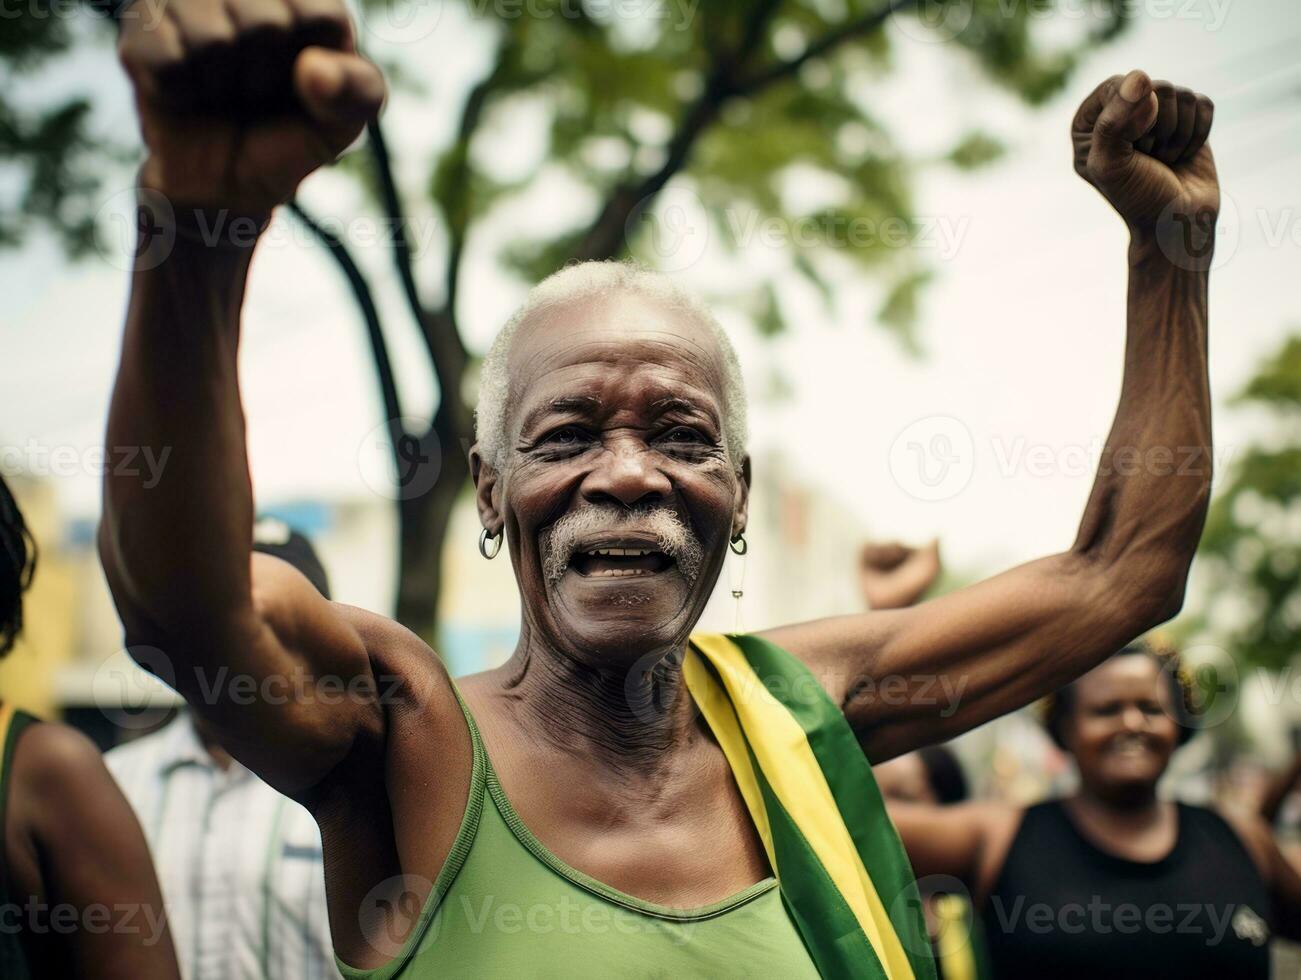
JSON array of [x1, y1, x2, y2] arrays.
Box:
[[519, 395, 602, 434], [650, 396, 712, 416]]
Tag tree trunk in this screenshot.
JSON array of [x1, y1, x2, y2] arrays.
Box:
[[393, 405, 473, 644]]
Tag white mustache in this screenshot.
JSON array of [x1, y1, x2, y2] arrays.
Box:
[[540, 504, 704, 584]]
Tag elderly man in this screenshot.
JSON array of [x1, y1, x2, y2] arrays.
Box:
[[102, 1, 1217, 976]]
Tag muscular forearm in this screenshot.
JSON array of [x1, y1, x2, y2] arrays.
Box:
[[1070, 238, 1211, 624], [101, 221, 261, 657]]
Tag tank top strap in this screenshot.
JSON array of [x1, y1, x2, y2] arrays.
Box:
[[0, 705, 39, 980], [0, 706, 39, 890]]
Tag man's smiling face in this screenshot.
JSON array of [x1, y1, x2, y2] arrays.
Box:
[[472, 288, 749, 668]]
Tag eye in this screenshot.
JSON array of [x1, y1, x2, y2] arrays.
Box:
[[657, 426, 708, 448], [536, 426, 592, 456]]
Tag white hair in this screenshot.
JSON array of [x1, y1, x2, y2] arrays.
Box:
[[475, 260, 748, 472]]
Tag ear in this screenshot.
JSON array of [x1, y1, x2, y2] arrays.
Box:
[[731, 455, 751, 542], [469, 444, 503, 535]]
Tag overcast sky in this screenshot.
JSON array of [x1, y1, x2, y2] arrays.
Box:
[[2, 0, 1298, 604]]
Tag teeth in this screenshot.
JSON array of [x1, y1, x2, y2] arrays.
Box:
[[590, 568, 651, 577], [586, 548, 655, 557]]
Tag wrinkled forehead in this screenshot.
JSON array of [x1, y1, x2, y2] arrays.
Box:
[[506, 290, 728, 422]]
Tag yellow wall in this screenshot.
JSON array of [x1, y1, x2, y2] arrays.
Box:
[[0, 477, 77, 719]]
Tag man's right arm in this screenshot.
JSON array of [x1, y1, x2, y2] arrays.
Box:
[[101, 0, 387, 796]]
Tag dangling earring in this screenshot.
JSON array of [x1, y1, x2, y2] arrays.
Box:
[[479, 527, 502, 560], [728, 533, 747, 632]]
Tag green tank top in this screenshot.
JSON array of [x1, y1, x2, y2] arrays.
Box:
[[336, 696, 821, 980], [0, 704, 38, 980]]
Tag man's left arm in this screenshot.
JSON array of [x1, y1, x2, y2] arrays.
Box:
[[761, 71, 1217, 762]]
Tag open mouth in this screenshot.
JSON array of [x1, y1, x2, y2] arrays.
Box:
[[1108, 736, 1156, 758], [570, 545, 675, 578]]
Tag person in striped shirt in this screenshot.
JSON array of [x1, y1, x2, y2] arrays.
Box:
[[107, 521, 340, 980]]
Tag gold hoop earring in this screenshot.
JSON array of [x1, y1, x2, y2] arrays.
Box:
[[479, 528, 502, 560]]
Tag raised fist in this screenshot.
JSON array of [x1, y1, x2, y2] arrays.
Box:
[[1072, 70, 1218, 244], [118, 0, 386, 216], [859, 539, 941, 611]]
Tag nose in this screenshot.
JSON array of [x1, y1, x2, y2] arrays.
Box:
[[1121, 704, 1150, 732], [580, 434, 672, 508]]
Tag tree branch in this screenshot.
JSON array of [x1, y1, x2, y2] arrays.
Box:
[[366, 120, 469, 405], [288, 199, 404, 442], [572, 0, 784, 261], [573, 0, 917, 261], [736, 0, 918, 96], [442, 42, 518, 317]]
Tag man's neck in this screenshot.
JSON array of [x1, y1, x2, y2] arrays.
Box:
[[499, 629, 701, 784]]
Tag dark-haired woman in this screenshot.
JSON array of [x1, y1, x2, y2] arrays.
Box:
[[889, 643, 1301, 980], [0, 478, 180, 979]]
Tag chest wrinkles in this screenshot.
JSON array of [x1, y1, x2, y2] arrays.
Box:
[[459, 678, 772, 908]]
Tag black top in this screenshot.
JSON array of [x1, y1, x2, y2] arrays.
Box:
[[983, 800, 1272, 980], [0, 707, 37, 980]]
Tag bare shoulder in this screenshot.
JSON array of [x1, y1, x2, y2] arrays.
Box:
[[332, 603, 463, 722], [10, 720, 110, 805], [8, 720, 142, 858], [325, 604, 473, 803]]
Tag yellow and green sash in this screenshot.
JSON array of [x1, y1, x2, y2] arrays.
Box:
[[684, 634, 936, 980]]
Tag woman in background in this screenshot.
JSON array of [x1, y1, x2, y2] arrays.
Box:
[[0, 476, 179, 979], [889, 642, 1301, 980]]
